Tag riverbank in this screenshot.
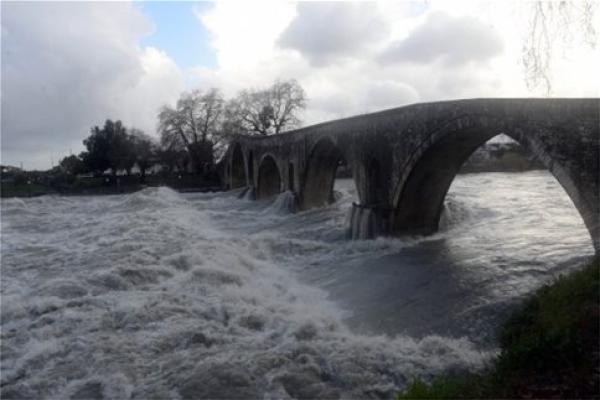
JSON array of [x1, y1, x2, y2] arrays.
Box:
[[0, 176, 222, 198], [399, 256, 599, 399]]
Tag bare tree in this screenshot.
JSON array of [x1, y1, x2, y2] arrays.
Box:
[[224, 90, 271, 136], [158, 88, 225, 174], [270, 79, 307, 134], [522, 1, 597, 94], [225, 79, 306, 136]]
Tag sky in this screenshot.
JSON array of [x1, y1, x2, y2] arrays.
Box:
[[1, 1, 598, 170]]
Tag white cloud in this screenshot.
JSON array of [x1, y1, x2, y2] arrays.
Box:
[[191, 2, 507, 126], [379, 11, 504, 66], [197, 1, 297, 72], [113, 47, 185, 133], [3, 1, 597, 169], [1, 2, 185, 169], [278, 2, 389, 66], [193, 1, 597, 129]]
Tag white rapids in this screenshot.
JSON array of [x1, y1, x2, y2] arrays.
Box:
[[0, 171, 594, 399]]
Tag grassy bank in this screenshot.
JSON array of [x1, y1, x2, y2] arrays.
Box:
[[0, 181, 142, 197], [1, 175, 222, 198], [0, 182, 55, 197], [399, 257, 599, 399]]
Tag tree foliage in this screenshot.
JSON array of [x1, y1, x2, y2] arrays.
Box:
[[108, 122, 136, 175], [224, 79, 306, 136], [81, 120, 156, 177], [130, 129, 157, 178], [82, 120, 136, 175], [155, 80, 306, 169], [81, 122, 112, 175], [158, 88, 224, 174], [59, 154, 86, 177], [157, 147, 188, 175], [55, 79, 306, 183]]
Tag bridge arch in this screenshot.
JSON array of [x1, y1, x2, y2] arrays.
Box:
[[390, 117, 598, 250], [257, 154, 282, 199], [230, 143, 246, 189], [301, 137, 350, 210]]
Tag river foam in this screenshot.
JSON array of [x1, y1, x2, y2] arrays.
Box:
[[1, 172, 594, 399], [1, 187, 493, 399]]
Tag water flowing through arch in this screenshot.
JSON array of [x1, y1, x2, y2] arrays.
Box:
[[257, 155, 281, 199], [301, 137, 353, 210]]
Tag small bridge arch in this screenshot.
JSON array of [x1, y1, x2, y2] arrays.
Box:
[[257, 154, 282, 199], [301, 137, 352, 210]]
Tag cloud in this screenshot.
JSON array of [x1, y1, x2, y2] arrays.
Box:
[[309, 76, 419, 118], [278, 2, 389, 66], [4, 1, 596, 169], [193, 2, 525, 128], [197, 1, 296, 71], [379, 11, 503, 66], [115, 47, 185, 131], [193, 2, 509, 125], [1, 2, 185, 169], [193, 3, 420, 123]]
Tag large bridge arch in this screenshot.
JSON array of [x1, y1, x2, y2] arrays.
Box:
[[390, 115, 599, 251], [257, 154, 282, 199], [301, 137, 352, 210]]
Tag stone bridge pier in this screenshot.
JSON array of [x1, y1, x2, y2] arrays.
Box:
[[223, 99, 599, 253]]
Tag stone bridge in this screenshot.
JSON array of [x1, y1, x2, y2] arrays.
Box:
[[223, 98, 599, 252]]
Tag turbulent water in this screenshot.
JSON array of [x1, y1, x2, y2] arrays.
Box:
[[0, 171, 594, 399]]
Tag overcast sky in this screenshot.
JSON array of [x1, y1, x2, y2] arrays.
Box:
[[1, 1, 598, 170]]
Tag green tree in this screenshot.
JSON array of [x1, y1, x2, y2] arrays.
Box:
[[106, 120, 135, 175], [82, 123, 111, 175], [82, 119, 136, 176], [59, 154, 86, 177], [130, 129, 157, 180]]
